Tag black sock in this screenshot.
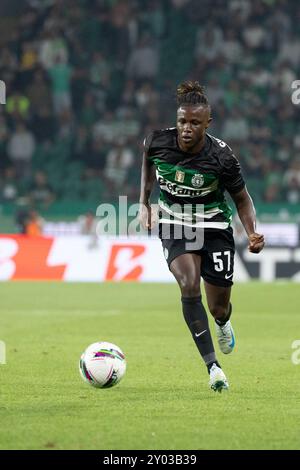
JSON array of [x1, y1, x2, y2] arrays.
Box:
[[215, 303, 232, 326], [181, 295, 218, 370], [206, 361, 221, 373]]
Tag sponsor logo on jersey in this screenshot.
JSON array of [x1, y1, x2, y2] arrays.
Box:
[[158, 177, 204, 196], [158, 176, 212, 197], [191, 174, 204, 188], [175, 170, 185, 183]]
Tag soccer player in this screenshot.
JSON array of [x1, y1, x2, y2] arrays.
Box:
[[139, 81, 264, 392]]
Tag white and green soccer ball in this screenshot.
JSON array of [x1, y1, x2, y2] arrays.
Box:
[[79, 342, 126, 388]]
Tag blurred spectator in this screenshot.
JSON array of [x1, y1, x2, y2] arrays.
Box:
[[0, 114, 9, 168], [20, 41, 38, 75], [57, 109, 75, 139], [89, 51, 111, 89], [242, 20, 266, 50], [104, 140, 134, 190], [109, 0, 137, 66], [285, 178, 300, 204], [264, 184, 282, 203], [1, 167, 19, 202], [30, 105, 56, 143], [79, 92, 98, 128], [195, 23, 223, 62], [262, 161, 282, 203], [293, 126, 300, 150], [115, 108, 140, 141], [223, 80, 241, 111], [87, 136, 107, 172], [26, 69, 52, 114], [38, 30, 69, 69], [140, 0, 165, 39], [222, 109, 250, 142], [78, 210, 98, 248], [273, 61, 297, 94], [78, 210, 97, 235], [93, 111, 119, 144], [0, 47, 18, 74], [30, 171, 55, 208], [205, 78, 224, 107], [248, 65, 272, 88], [127, 34, 159, 81], [15, 208, 30, 234], [7, 121, 36, 179], [120, 79, 136, 109], [283, 160, 300, 204], [6, 90, 31, 121], [74, 125, 91, 164], [135, 82, 159, 110], [278, 32, 300, 67], [265, 5, 291, 37], [48, 55, 73, 114], [219, 29, 243, 64], [25, 209, 44, 236]]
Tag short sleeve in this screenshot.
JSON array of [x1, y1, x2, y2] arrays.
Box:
[[221, 151, 245, 194], [143, 131, 155, 163], [143, 132, 154, 153]]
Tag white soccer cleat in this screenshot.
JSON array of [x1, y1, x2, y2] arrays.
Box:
[[209, 364, 229, 393], [215, 320, 235, 354]]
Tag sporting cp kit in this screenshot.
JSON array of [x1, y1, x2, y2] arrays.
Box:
[[145, 128, 245, 287]]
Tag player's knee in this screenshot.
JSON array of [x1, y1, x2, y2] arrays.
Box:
[[178, 275, 200, 297], [209, 304, 228, 319]]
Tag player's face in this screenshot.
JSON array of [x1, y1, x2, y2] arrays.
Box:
[[177, 105, 212, 153]]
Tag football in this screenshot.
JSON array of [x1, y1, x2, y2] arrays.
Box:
[[79, 341, 126, 388]]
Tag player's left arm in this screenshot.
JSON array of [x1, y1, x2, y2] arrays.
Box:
[[220, 145, 264, 254], [230, 187, 265, 254]]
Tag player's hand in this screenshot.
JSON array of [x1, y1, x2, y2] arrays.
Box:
[[248, 233, 265, 253], [138, 203, 157, 230]]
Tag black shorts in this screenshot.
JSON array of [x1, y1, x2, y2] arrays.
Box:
[[159, 225, 235, 287]]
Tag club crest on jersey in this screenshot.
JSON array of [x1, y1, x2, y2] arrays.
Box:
[[175, 170, 185, 183], [191, 174, 204, 188]]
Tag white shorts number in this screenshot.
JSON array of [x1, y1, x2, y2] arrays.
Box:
[[213, 251, 231, 272]]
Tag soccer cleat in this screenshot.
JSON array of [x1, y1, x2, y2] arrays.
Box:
[[215, 320, 235, 354], [209, 364, 229, 393]]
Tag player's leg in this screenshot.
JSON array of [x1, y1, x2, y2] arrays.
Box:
[[170, 253, 228, 391], [204, 282, 235, 354], [200, 228, 236, 354], [204, 281, 232, 322]]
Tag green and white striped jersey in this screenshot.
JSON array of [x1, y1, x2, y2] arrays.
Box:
[[145, 128, 245, 229]]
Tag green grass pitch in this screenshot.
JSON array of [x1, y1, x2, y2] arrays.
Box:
[[0, 281, 299, 450]]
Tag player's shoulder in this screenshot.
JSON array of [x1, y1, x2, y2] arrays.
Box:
[[143, 127, 176, 152], [207, 133, 239, 166], [207, 133, 233, 155]]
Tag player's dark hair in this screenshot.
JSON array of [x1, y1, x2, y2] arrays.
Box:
[[176, 80, 209, 107]]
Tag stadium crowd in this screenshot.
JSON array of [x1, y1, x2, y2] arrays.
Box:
[[0, 0, 300, 209]]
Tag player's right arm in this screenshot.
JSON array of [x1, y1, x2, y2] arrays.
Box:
[[138, 143, 156, 230]]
